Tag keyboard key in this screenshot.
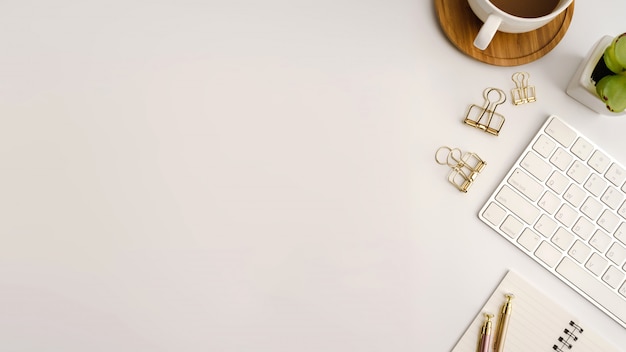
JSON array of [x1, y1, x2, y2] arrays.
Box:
[[618, 280, 626, 296], [572, 217, 594, 240], [590, 230, 612, 253], [607, 242, 626, 266], [482, 202, 506, 226], [568, 160, 591, 184], [538, 191, 560, 214], [589, 150, 611, 173], [563, 184, 586, 207], [584, 173, 608, 197], [557, 257, 626, 327], [606, 163, 626, 187], [603, 266, 625, 289], [569, 240, 592, 263], [615, 223, 626, 245], [518, 228, 541, 251], [535, 241, 561, 268], [495, 185, 540, 225], [601, 186, 624, 210], [551, 147, 573, 171], [581, 197, 603, 221], [571, 137, 594, 160], [598, 210, 620, 233], [618, 201, 626, 220], [520, 152, 551, 182], [586, 253, 609, 277], [532, 134, 556, 158], [545, 117, 576, 147], [500, 215, 524, 239], [508, 168, 543, 201], [546, 171, 569, 194], [551, 227, 575, 251], [555, 203, 577, 227], [534, 214, 557, 237]]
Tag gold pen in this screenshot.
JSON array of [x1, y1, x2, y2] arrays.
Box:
[[478, 313, 493, 352], [494, 294, 514, 352]]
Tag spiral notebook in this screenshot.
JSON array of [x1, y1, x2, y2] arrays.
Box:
[[451, 270, 619, 352]]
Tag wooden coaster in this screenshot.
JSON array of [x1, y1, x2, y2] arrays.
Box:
[[435, 0, 575, 66]]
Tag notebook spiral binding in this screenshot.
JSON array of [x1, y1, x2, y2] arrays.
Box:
[[552, 321, 584, 351]]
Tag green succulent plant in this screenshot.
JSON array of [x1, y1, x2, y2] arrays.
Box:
[[595, 33, 626, 113], [596, 73, 626, 113]]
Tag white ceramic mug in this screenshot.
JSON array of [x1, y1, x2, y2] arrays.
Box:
[[468, 0, 573, 50]]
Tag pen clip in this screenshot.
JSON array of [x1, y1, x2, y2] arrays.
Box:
[[494, 293, 514, 352], [478, 313, 494, 352]]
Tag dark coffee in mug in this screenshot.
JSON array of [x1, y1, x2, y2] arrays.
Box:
[[490, 0, 560, 18]]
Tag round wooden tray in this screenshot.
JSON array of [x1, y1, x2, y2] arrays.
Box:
[[435, 0, 575, 66]]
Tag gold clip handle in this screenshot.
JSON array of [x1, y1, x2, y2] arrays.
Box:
[[435, 146, 486, 192], [464, 87, 506, 136], [511, 72, 535, 105]]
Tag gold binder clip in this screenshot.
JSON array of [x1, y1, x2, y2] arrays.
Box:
[[435, 146, 486, 193], [511, 72, 536, 105], [463, 87, 506, 136]]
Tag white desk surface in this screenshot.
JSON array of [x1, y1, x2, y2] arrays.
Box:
[[2, 1, 626, 350]]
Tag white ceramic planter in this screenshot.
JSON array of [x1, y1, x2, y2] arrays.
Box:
[[566, 35, 626, 116]]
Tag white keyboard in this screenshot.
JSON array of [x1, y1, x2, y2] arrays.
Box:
[[479, 115, 626, 328]]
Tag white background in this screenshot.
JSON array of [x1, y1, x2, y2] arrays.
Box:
[[1, 0, 626, 350]]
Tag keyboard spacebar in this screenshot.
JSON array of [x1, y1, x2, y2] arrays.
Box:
[[556, 257, 626, 326]]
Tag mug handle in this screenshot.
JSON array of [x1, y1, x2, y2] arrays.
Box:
[[473, 14, 502, 50]]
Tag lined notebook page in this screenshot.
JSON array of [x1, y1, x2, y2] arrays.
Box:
[[451, 271, 619, 352]]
